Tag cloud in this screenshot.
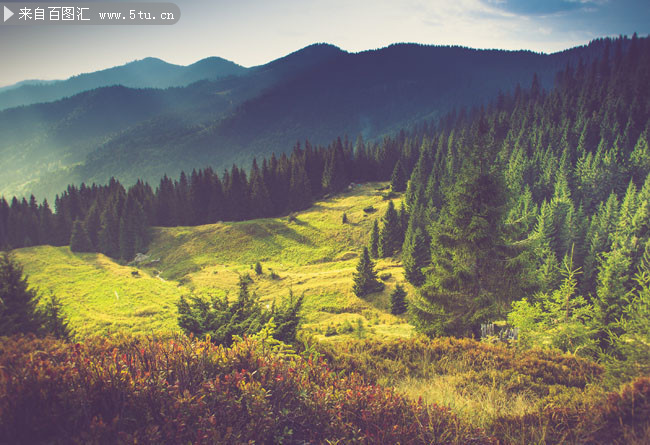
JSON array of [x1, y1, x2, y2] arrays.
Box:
[[484, 0, 604, 16]]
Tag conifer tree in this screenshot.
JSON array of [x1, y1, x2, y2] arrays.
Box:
[[390, 284, 408, 315], [69, 220, 93, 253], [391, 159, 407, 192], [41, 294, 71, 340], [98, 204, 120, 258], [289, 159, 312, 211], [398, 201, 409, 240], [352, 247, 384, 298], [402, 223, 429, 286], [84, 204, 101, 250], [369, 220, 380, 258], [249, 159, 273, 217], [379, 201, 401, 257], [410, 139, 512, 337], [322, 140, 348, 194], [0, 252, 43, 336]]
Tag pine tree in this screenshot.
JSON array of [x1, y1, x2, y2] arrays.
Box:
[[119, 193, 147, 261], [410, 141, 512, 337], [369, 220, 379, 258], [84, 204, 101, 250], [402, 223, 429, 286], [595, 247, 632, 350], [98, 204, 120, 258], [41, 294, 71, 340], [379, 201, 401, 257], [322, 140, 348, 194], [249, 159, 273, 217], [69, 220, 93, 253], [390, 284, 408, 315], [289, 158, 312, 211], [0, 252, 43, 336], [398, 201, 409, 240], [352, 247, 384, 298], [391, 159, 407, 192]]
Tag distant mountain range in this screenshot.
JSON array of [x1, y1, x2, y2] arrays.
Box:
[[0, 39, 621, 200], [0, 57, 246, 111]]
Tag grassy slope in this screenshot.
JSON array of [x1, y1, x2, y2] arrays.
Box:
[[14, 183, 414, 339], [13, 246, 183, 336]]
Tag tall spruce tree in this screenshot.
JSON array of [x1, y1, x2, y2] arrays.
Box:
[[410, 127, 513, 337], [322, 139, 348, 194], [69, 220, 93, 253], [379, 201, 402, 257], [352, 247, 384, 298], [390, 284, 408, 315], [402, 223, 429, 286], [369, 220, 380, 258], [249, 159, 274, 217], [391, 159, 408, 192], [0, 252, 43, 336]]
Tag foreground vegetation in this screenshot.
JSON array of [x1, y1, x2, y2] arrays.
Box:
[[1, 333, 648, 444]]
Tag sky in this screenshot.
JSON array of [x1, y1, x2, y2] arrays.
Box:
[[0, 0, 648, 86]]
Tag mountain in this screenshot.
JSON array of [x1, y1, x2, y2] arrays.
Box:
[[0, 39, 621, 200], [0, 79, 60, 93], [0, 56, 247, 111]]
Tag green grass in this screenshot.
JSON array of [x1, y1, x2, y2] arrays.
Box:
[[13, 183, 414, 339], [13, 246, 184, 337]]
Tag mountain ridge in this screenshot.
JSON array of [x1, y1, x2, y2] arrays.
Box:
[[0, 56, 248, 111], [0, 38, 627, 200]]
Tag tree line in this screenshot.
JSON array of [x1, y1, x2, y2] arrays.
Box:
[[0, 127, 430, 260]]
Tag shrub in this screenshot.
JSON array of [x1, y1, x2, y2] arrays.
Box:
[[491, 377, 650, 444], [177, 276, 303, 346], [0, 334, 491, 444], [313, 336, 603, 388]]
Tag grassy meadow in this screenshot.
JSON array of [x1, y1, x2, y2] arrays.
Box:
[[14, 182, 413, 339]]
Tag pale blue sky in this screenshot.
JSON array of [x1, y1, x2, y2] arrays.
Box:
[[0, 0, 647, 86]]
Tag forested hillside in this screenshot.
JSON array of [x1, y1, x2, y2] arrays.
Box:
[[399, 34, 650, 374], [1, 40, 613, 200]]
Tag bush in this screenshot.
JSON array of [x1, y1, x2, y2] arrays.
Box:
[[0, 335, 491, 444], [177, 276, 303, 346], [363, 206, 376, 214], [313, 336, 603, 388], [491, 377, 650, 444], [379, 272, 392, 281]]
